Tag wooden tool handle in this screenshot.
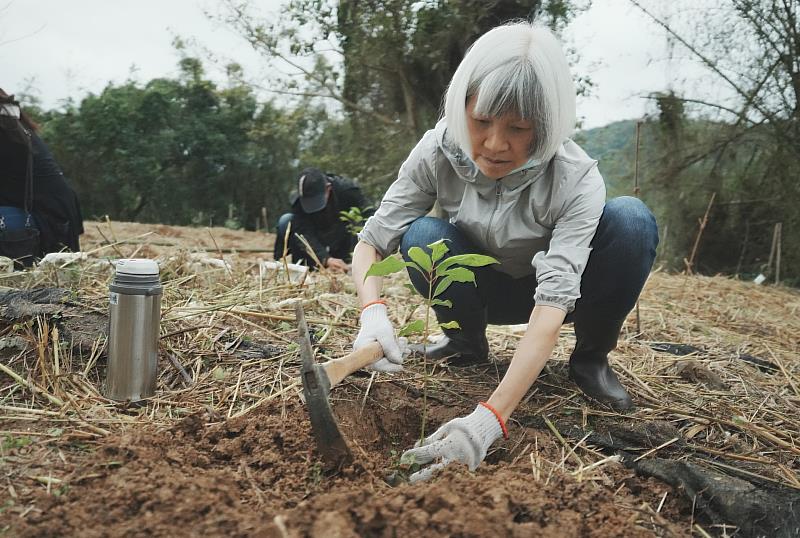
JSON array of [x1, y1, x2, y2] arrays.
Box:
[[323, 341, 383, 388]]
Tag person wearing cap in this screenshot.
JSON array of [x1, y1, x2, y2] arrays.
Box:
[[349, 23, 658, 482], [273, 167, 373, 272]]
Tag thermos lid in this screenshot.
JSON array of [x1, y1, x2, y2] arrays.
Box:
[[115, 258, 160, 276]]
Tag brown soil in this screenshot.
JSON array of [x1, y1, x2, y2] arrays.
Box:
[[8, 382, 679, 537], [5, 219, 798, 537]]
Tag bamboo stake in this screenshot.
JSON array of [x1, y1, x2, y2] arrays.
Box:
[[767, 222, 779, 277], [684, 192, 716, 274], [774, 222, 782, 284], [634, 120, 643, 334], [633, 121, 642, 198]]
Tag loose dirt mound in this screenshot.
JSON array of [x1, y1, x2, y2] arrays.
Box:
[[12, 384, 667, 537]]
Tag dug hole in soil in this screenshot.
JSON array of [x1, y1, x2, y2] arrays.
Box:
[[10, 379, 673, 538]]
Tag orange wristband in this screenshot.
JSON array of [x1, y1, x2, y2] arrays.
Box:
[[479, 401, 509, 439], [361, 299, 387, 311]]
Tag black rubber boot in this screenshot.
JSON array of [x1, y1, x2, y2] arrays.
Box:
[[411, 331, 489, 367], [410, 309, 490, 367], [569, 316, 634, 411]]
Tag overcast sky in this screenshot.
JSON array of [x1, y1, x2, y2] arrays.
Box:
[[1, 0, 681, 129]]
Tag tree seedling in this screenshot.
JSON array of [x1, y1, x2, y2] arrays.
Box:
[[385, 450, 422, 486], [339, 206, 368, 235], [365, 239, 498, 439]]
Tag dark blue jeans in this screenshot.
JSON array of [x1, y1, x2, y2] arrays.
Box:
[[399, 197, 659, 335]]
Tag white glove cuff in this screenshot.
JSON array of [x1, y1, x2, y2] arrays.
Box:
[[470, 405, 504, 448], [360, 302, 388, 324]]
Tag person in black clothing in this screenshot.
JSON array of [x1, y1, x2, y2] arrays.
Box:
[[274, 167, 373, 272], [0, 88, 84, 257]]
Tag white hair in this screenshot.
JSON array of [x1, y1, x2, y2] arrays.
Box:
[[443, 23, 576, 163]]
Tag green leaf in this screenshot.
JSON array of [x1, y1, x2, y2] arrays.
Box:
[[430, 298, 452, 308], [433, 276, 453, 297], [404, 261, 427, 279], [428, 240, 449, 263], [365, 256, 406, 279], [436, 254, 499, 275], [399, 319, 425, 336], [442, 267, 476, 284], [404, 283, 418, 295], [439, 320, 460, 330], [407, 247, 432, 272]]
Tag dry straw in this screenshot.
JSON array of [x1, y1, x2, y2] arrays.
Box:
[[1, 220, 799, 506]]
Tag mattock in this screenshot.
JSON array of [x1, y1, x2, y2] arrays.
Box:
[[296, 303, 383, 469]]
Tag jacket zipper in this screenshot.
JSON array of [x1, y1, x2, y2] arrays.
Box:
[[485, 183, 502, 248]]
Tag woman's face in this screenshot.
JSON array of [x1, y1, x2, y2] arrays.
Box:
[[466, 95, 535, 180]]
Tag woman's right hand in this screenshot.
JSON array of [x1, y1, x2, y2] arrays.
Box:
[[353, 303, 405, 372]]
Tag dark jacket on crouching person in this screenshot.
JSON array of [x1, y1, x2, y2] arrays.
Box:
[[274, 169, 373, 268]]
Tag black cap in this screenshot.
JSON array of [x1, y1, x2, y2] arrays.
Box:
[[297, 167, 329, 213]]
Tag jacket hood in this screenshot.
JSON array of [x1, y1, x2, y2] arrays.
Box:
[[433, 119, 547, 195]]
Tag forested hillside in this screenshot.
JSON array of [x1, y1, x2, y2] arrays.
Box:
[[577, 115, 796, 285], [17, 0, 799, 284], [3, 4, 800, 537], [574, 120, 635, 198]]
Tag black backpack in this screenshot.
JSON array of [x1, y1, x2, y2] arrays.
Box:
[[0, 94, 40, 268]]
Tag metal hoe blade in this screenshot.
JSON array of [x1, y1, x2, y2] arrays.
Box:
[[296, 303, 352, 468]]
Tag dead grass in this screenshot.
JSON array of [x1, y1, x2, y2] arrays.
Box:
[[1, 219, 799, 533]]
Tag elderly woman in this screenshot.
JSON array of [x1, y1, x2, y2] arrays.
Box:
[[350, 23, 658, 481]]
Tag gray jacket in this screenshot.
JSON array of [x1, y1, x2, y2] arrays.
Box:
[[359, 120, 605, 313]]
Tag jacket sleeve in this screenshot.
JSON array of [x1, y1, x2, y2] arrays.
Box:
[[358, 131, 438, 257], [291, 208, 330, 264], [532, 165, 606, 313]]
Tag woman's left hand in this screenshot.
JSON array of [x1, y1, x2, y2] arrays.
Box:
[[401, 404, 504, 483]]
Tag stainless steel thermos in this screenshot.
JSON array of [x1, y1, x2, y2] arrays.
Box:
[[106, 259, 162, 401]]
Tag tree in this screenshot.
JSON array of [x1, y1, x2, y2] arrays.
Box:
[[629, 0, 800, 283], [41, 57, 304, 229], [219, 0, 587, 192]]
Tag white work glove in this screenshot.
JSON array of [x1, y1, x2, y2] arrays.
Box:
[[401, 404, 505, 483], [353, 303, 406, 372]]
